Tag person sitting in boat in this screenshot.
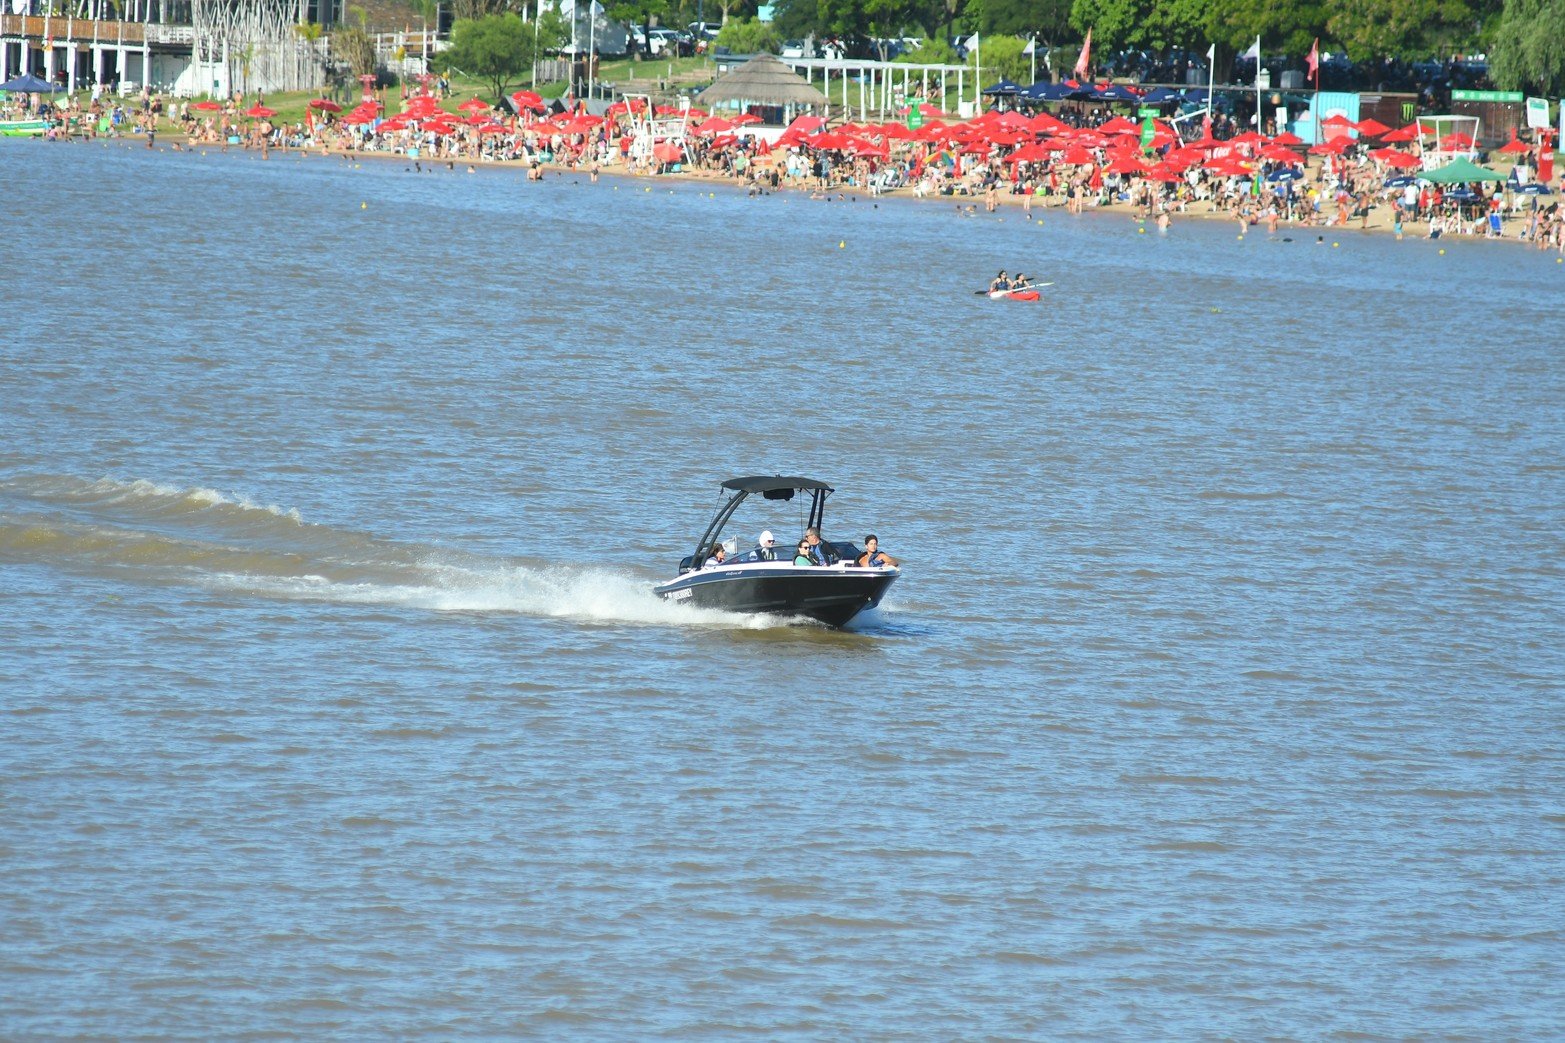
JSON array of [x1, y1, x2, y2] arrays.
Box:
[[793, 539, 814, 566], [704, 544, 727, 568], [803, 527, 837, 566], [749, 530, 779, 562], [856, 534, 899, 569], [989, 269, 1010, 293], [1011, 273, 1032, 290]]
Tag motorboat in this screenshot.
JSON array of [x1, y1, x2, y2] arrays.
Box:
[[653, 476, 900, 627]]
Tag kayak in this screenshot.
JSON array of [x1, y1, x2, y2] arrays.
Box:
[[988, 288, 1039, 301]]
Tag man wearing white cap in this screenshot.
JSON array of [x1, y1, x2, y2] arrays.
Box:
[[750, 530, 779, 562]]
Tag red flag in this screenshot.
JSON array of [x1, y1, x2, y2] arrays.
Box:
[[1306, 38, 1319, 84], [1074, 28, 1093, 81]]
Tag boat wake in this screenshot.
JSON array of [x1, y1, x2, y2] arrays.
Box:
[[0, 474, 778, 629]]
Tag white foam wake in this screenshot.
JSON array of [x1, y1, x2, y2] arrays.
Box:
[[202, 558, 784, 630]]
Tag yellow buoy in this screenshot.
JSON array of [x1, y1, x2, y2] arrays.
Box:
[[838, 241, 845, 249], [360, 201, 367, 209], [1439, 248, 1446, 255], [1138, 227, 1145, 234], [1333, 242, 1339, 248]]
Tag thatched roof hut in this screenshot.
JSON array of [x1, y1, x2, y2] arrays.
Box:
[[700, 54, 829, 109]]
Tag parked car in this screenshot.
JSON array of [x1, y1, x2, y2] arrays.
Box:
[[780, 39, 809, 59]]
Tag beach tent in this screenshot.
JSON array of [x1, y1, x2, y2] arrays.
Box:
[[700, 53, 829, 113], [1421, 157, 1504, 183], [0, 72, 65, 93]]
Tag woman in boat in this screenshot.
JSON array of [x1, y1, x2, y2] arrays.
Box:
[[989, 270, 1009, 293], [704, 544, 727, 568], [793, 540, 814, 566], [1011, 273, 1032, 290]]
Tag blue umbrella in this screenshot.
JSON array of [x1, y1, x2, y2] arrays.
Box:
[[1384, 176, 1417, 188], [1443, 188, 1480, 202], [1267, 168, 1304, 182], [1516, 182, 1554, 195], [0, 72, 65, 93], [983, 79, 1021, 96]]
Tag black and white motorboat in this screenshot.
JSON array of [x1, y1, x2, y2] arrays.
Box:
[[653, 476, 900, 627]]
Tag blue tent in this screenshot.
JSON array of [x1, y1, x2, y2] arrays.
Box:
[[983, 79, 1021, 96], [1139, 87, 1183, 105], [1022, 82, 1074, 102], [0, 72, 64, 93]]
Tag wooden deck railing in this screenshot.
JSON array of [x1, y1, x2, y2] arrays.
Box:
[[0, 16, 195, 46]]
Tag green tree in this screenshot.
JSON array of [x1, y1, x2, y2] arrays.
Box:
[[1326, 0, 1489, 61], [969, 32, 1032, 81], [331, 25, 379, 79], [715, 16, 782, 50], [895, 35, 960, 63], [1490, 0, 1565, 93], [437, 13, 535, 99]]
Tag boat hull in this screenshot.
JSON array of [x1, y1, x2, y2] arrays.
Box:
[[655, 564, 898, 627]]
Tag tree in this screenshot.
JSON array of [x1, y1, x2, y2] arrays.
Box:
[[437, 13, 535, 100], [968, 33, 1032, 81], [330, 25, 379, 79], [1490, 0, 1565, 93], [1326, 0, 1488, 62], [715, 16, 781, 51]]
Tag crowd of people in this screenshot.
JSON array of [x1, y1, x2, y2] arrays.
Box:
[[10, 81, 1563, 252], [703, 529, 899, 569]]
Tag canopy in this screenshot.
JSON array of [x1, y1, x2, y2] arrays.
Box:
[[982, 80, 1021, 96], [722, 476, 833, 494], [700, 53, 827, 109], [0, 72, 64, 93], [1422, 157, 1505, 183]]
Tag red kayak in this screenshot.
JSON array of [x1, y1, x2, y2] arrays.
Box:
[[989, 289, 1040, 301]]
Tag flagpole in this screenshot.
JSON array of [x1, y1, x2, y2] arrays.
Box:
[[1206, 43, 1214, 127], [1030, 38, 1035, 86], [1255, 36, 1262, 138]]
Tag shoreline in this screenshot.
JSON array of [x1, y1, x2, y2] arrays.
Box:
[[18, 128, 1563, 250]]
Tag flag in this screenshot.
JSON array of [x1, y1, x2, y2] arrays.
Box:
[[1306, 38, 1319, 83], [1241, 36, 1260, 61], [1023, 37, 1035, 56], [1074, 28, 1092, 81], [1206, 43, 1215, 63], [965, 33, 979, 53]]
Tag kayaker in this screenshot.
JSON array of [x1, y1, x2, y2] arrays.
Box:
[[1012, 274, 1032, 290], [989, 269, 1009, 293]]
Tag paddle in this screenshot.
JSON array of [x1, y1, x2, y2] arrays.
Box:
[[973, 282, 1054, 294]]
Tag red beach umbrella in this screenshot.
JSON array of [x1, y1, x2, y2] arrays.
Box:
[[652, 141, 683, 163], [1270, 131, 1304, 146], [1322, 113, 1355, 129], [308, 98, 342, 112], [510, 89, 544, 110], [1372, 149, 1420, 169], [192, 100, 223, 112], [1497, 136, 1531, 155], [457, 97, 491, 114], [1098, 116, 1140, 135], [1381, 124, 1420, 142], [1439, 132, 1475, 149], [1060, 144, 1095, 165], [731, 112, 762, 126], [244, 105, 275, 118], [1105, 154, 1150, 175], [1004, 142, 1050, 165], [1260, 145, 1302, 163], [1354, 118, 1390, 137], [696, 116, 734, 134]]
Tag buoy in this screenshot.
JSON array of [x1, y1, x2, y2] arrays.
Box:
[[838, 241, 845, 249], [1333, 242, 1339, 248], [1439, 248, 1446, 255], [1557, 257, 1562, 263], [1138, 227, 1145, 234], [709, 192, 714, 198]]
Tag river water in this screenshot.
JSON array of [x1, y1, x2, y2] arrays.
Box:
[[3, 137, 1563, 1038]]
